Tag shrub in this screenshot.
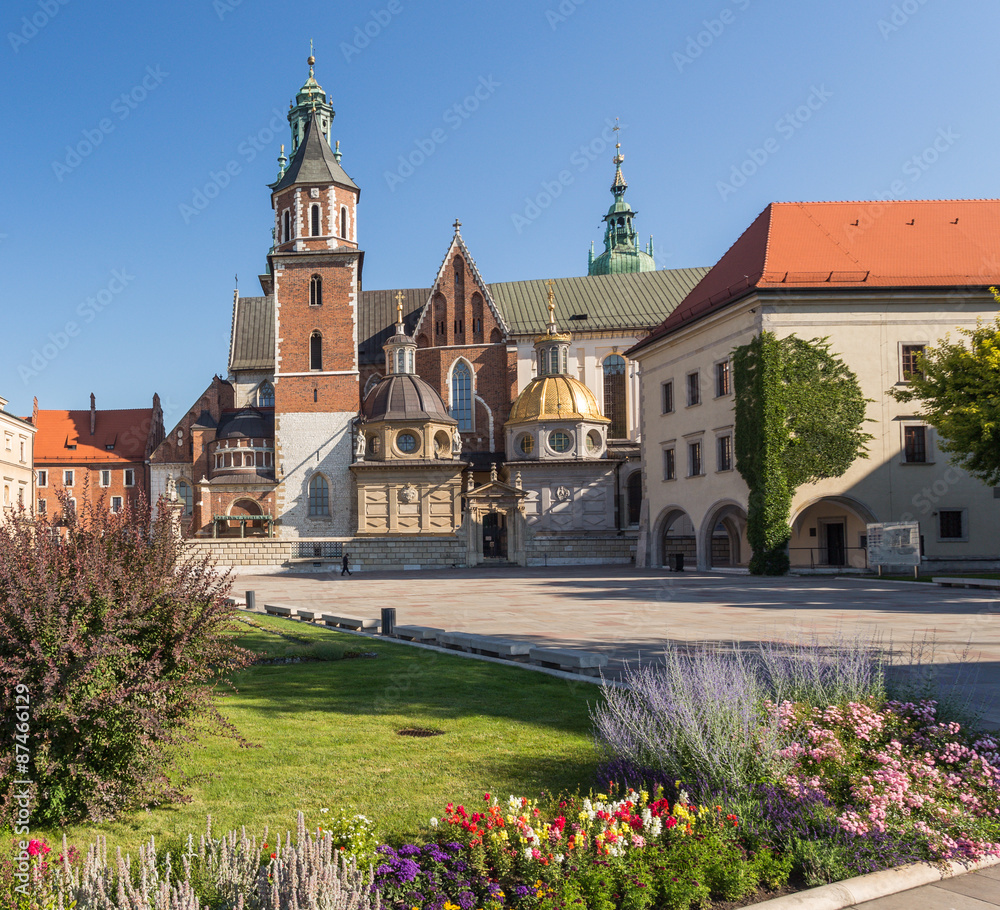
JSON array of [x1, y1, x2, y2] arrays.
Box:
[[0, 491, 253, 824]]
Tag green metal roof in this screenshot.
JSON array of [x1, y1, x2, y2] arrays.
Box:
[[488, 268, 709, 335], [270, 112, 359, 194], [229, 295, 274, 371]]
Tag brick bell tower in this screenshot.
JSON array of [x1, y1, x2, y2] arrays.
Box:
[[267, 53, 362, 537]]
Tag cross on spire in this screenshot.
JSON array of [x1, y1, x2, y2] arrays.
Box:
[[453, 218, 462, 234], [395, 290, 405, 326]]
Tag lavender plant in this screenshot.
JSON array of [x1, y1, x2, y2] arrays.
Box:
[[592, 642, 788, 798]]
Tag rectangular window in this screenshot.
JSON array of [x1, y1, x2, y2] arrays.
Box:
[[688, 441, 703, 476], [100, 469, 111, 487], [901, 344, 925, 381], [37, 499, 46, 515], [715, 360, 731, 397], [903, 426, 927, 463], [124, 469, 135, 487], [37, 470, 47, 487], [19, 441, 25, 463], [939, 510, 964, 539], [662, 448, 675, 481], [4, 435, 10, 451], [717, 434, 733, 471], [110, 496, 123, 514], [64, 470, 74, 487], [686, 371, 700, 406], [661, 381, 674, 414]]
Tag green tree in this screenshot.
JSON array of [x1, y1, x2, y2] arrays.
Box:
[[889, 292, 1000, 486], [733, 333, 872, 575]]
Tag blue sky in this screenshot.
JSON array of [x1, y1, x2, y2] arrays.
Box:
[[2, 0, 997, 420]]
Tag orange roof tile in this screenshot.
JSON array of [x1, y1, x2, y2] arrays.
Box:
[[33, 408, 154, 464], [632, 199, 1000, 353]]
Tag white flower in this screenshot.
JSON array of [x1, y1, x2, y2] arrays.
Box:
[[430, 818, 438, 827], [554, 853, 564, 863], [320, 808, 330, 814], [524, 848, 534, 860]]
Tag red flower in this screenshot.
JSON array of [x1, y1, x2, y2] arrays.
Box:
[[484, 792, 491, 801], [665, 817, 678, 829]]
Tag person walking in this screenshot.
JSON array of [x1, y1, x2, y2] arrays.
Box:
[[341, 552, 352, 576]]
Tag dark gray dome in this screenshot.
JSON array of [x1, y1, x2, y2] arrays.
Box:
[[217, 407, 273, 439], [362, 374, 455, 423]]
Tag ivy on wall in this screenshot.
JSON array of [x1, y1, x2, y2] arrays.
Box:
[[733, 332, 873, 575]]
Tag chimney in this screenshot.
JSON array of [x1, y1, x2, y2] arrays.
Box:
[[32, 397, 38, 426], [90, 393, 96, 435]]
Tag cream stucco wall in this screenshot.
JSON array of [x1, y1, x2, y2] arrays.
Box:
[[635, 289, 1000, 571], [1, 397, 35, 516]]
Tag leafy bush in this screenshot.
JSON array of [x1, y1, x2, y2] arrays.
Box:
[[0, 491, 252, 824]]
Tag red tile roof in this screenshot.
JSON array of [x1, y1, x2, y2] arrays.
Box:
[[631, 199, 1000, 353], [33, 408, 154, 464]]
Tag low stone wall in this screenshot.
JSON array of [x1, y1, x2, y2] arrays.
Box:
[[526, 535, 635, 566], [185, 536, 466, 570]]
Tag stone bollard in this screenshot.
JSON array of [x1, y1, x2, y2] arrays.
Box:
[[381, 607, 396, 637], [246, 590, 256, 611]]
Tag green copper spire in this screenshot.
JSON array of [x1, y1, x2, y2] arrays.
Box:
[[288, 49, 335, 154], [587, 130, 656, 276]]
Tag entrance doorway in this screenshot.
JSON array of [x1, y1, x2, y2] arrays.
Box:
[[483, 511, 508, 559], [824, 521, 846, 567]]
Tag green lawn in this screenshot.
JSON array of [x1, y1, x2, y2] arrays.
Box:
[[43, 613, 600, 858]]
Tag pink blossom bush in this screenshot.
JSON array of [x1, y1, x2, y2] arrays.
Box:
[[769, 698, 1000, 860]]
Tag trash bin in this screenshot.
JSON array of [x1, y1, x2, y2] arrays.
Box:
[[672, 553, 684, 572], [381, 607, 396, 637]]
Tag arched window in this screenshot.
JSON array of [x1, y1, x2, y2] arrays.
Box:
[[256, 381, 274, 407], [626, 472, 642, 526], [311, 204, 321, 237], [308, 474, 329, 516], [363, 373, 381, 398], [603, 354, 627, 439], [340, 206, 348, 239], [283, 210, 291, 243], [310, 332, 323, 370], [309, 274, 322, 307], [451, 362, 472, 431]]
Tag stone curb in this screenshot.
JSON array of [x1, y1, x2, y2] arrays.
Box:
[[750, 853, 1000, 909]]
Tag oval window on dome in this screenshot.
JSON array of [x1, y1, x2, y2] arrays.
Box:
[[549, 430, 571, 453], [519, 434, 535, 456], [396, 432, 419, 454], [586, 430, 602, 454]]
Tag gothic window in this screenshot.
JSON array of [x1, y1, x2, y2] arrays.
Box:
[[451, 362, 472, 431], [310, 274, 322, 307], [256, 381, 274, 407], [308, 474, 330, 516], [176, 480, 192, 516], [311, 204, 321, 237], [340, 206, 348, 239], [603, 354, 627, 439], [310, 332, 323, 370], [283, 210, 291, 243]]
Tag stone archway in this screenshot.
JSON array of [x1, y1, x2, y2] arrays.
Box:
[[651, 507, 696, 569], [789, 495, 877, 570], [700, 501, 749, 569], [230, 498, 264, 536]]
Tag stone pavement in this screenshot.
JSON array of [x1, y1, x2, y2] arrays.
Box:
[[236, 565, 1000, 910], [237, 566, 1000, 726]]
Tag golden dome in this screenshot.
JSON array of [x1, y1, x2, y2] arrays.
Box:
[[507, 375, 610, 425]]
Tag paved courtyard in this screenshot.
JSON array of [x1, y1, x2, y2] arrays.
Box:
[[235, 566, 1000, 727]]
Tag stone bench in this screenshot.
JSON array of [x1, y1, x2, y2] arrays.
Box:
[[393, 625, 445, 643], [321, 614, 380, 632], [264, 603, 295, 618], [529, 647, 608, 676], [295, 609, 318, 622], [437, 631, 533, 660], [933, 576, 1000, 590]]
